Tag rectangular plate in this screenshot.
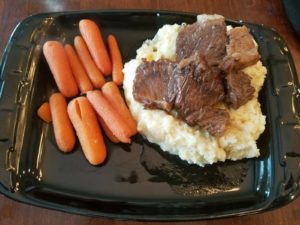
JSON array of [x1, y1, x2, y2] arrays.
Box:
[[1, 10, 300, 221]]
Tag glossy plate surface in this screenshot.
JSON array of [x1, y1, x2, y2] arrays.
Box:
[[0, 10, 300, 220]]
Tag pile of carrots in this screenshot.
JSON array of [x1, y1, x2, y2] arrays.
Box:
[[37, 19, 137, 165]]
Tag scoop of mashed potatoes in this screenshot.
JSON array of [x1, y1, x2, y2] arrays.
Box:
[[123, 22, 267, 167]]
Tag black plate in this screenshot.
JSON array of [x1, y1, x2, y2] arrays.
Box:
[[0, 10, 300, 221]]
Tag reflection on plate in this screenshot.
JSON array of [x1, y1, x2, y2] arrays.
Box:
[[141, 140, 250, 196]]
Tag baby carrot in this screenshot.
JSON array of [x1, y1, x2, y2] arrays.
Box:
[[102, 82, 137, 136], [49, 93, 76, 152], [68, 97, 107, 165], [97, 115, 120, 143], [64, 44, 93, 93], [74, 36, 105, 88], [86, 90, 131, 143], [107, 35, 124, 85], [43, 41, 79, 97], [37, 102, 52, 123], [79, 19, 112, 76]]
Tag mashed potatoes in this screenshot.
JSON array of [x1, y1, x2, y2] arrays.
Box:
[[123, 22, 267, 166]]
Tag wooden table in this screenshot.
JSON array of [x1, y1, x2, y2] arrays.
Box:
[[0, 0, 300, 224]]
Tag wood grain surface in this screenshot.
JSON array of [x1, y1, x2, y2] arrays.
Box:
[[1, 0, 300, 225]]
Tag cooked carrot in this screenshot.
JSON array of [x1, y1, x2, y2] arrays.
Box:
[[74, 36, 105, 88], [102, 82, 137, 136], [79, 19, 112, 76], [86, 90, 131, 143], [98, 115, 120, 143], [37, 102, 52, 123], [49, 93, 76, 152], [64, 44, 93, 93], [43, 41, 79, 97], [68, 97, 107, 165], [107, 35, 124, 85]]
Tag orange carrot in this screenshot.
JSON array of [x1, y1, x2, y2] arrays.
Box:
[[64, 44, 93, 93], [86, 90, 131, 143], [43, 41, 79, 97], [79, 19, 112, 76], [68, 97, 107, 165], [97, 115, 120, 143], [49, 93, 76, 152], [37, 102, 52, 123], [107, 35, 124, 85], [102, 82, 137, 136], [74, 36, 105, 88]]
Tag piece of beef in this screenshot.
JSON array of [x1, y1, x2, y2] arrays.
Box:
[[171, 54, 225, 114], [171, 54, 229, 136], [176, 14, 227, 73], [133, 59, 176, 112], [184, 107, 229, 137], [220, 26, 260, 71], [226, 70, 255, 109]]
